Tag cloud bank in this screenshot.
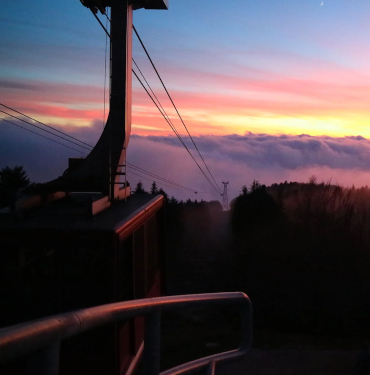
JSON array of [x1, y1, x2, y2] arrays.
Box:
[[128, 133, 370, 200], [1, 118, 370, 201], [131, 132, 370, 171]]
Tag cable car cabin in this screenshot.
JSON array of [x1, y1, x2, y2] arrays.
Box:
[[0, 192, 165, 375]]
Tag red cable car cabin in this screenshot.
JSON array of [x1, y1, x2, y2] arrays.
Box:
[[0, 192, 165, 375]]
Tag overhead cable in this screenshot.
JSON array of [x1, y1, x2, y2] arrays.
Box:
[[128, 170, 189, 192], [0, 109, 92, 151], [132, 69, 221, 195], [128, 164, 212, 194], [1, 108, 206, 195], [0, 103, 92, 148], [128, 162, 196, 192], [90, 8, 110, 37], [132, 58, 174, 128], [1, 117, 88, 155], [133, 25, 222, 194], [91, 14, 222, 195], [132, 70, 181, 141]]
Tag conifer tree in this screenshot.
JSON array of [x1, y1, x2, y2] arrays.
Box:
[[158, 187, 169, 203], [0, 165, 31, 208], [134, 181, 147, 194], [150, 181, 158, 194]]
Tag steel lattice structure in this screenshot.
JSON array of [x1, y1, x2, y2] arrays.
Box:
[[222, 181, 229, 211]]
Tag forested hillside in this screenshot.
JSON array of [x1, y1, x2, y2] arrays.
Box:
[[163, 177, 370, 340]]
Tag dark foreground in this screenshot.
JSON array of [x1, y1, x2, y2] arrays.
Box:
[[216, 348, 369, 375], [161, 194, 370, 374]]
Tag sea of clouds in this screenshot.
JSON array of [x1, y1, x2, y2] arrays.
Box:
[[1, 118, 370, 201], [128, 133, 370, 200]]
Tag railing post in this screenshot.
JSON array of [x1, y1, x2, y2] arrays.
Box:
[[143, 311, 161, 375], [206, 360, 216, 375], [27, 340, 60, 375]]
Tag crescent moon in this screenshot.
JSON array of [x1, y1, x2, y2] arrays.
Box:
[[320, 2, 323, 5]]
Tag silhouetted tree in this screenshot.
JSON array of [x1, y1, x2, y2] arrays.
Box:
[[158, 187, 169, 203], [0, 166, 31, 208], [231, 181, 281, 233], [133, 181, 147, 194], [250, 179, 262, 193], [241, 185, 248, 196], [151, 181, 158, 194], [308, 175, 317, 185], [169, 196, 178, 205]]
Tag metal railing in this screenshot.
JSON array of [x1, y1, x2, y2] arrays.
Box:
[[0, 292, 252, 375]]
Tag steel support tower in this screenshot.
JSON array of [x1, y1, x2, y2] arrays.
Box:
[[222, 181, 229, 211]]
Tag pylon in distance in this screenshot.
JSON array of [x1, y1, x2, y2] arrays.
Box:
[[222, 181, 229, 211]]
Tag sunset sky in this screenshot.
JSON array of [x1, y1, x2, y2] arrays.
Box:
[[1, 0, 370, 200]]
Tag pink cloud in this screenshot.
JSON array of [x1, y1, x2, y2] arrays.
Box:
[[3, 52, 370, 138], [133, 61, 370, 106], [132, 86, 369, 119], [0, 78, 105, 123]]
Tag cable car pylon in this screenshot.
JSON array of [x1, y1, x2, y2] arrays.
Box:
[[222, 181, 229, 211]]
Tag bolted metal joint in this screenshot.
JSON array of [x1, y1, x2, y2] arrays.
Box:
[[132, 0, 168, 10], [80, 0, 106, 14]]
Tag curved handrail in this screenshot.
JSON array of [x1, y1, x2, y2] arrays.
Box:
[[0, 292, 252, 375]]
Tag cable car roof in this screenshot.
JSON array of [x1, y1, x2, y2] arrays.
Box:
[[80, 0, 168, 12]]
